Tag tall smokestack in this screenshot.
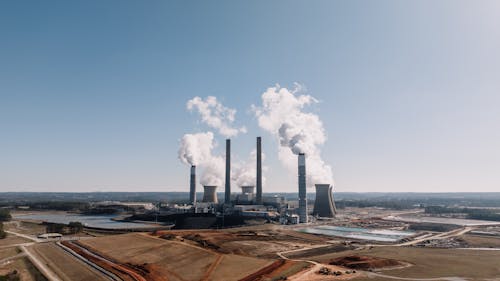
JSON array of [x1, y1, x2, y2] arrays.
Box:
[[225, 139, 231, 204], [189, 165, 196, 204], [298, 153, 308, 223], [256, 137, 263, 204]]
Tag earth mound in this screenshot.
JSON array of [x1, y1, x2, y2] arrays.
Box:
[[329, 255, 403, 270]]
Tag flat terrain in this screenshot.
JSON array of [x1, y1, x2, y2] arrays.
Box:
[[309, 246, 500, 280], [0, 232, 30, 247], [80, 233, 275, 281], [461, 234, 500, 248], [1, 256, 48, 281], [4, 221, 47, 236], [30, 242, 108, 281]]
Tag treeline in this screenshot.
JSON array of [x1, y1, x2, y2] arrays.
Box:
[[425, 206, 500, 222], [45, 221, 84, 234], [0, 209, 11, 221], [0, 209, 10, 239], [16, 201, 89, 211], [335, 200, 418, 210]]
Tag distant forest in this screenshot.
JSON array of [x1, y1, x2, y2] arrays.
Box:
[[1, 192, 500, 212]]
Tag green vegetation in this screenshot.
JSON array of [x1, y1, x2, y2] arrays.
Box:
[[425, 206, 500, 222], [335, 200, 417, 210], [45, 221, 84, 234], [0, 209, 11, 221], [0, 222, 6, 239], [28, 201, 89, 211]]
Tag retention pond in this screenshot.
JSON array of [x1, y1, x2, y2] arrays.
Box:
[[299, 225, 415, 242]]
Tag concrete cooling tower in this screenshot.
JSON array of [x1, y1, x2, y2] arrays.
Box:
[[202, 186, 218, 203], [241, 186, 255, 194], [312, 184, 337, 217]]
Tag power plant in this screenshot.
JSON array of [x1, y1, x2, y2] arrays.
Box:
[[298, 153, 308, 223], [312, 184, 337, 217], [189, 165, 196, 204], [202, 185, 218, 203], [181, 136, 335, 224]]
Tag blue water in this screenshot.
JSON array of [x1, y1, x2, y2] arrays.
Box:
[[299, 225, 414, 242], [13, 213, 157, 229]]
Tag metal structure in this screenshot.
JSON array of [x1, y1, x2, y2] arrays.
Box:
[[256, 137, 263, 204], [298, 153, 308, 223], [241, 186, 255, 194], [202, 186, 218, 203], [312, 184, 337, 217], [189, 165, 196, 204], [225, 139, 231, 204]]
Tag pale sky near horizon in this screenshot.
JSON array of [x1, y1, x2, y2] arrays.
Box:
[[1, 1, 499, 193]]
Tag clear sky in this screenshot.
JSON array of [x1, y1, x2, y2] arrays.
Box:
[[1, 1, 499, 193]]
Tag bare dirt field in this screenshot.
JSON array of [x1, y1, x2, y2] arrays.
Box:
[[0, 247, 20, 260], [156, 227, 332, 259], [311, 246, 500, 280], [30, 242, 108, 281], [1, 256, 48, 281], [461, 234, 500, 248], [79, 232, 277, 281], [4, 221, 47, 236], [0, 233, 30, 247]]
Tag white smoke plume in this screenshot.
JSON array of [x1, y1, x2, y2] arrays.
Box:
[[187, 96, 247, 137], [232, 149, 267, 188], [253, 84, 333, 186], [200, 155, 225, 187], [178, 131, 225, 187], [178, 132, 215, 166]]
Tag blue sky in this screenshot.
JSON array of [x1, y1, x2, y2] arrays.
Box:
[[1, 1, 499, 192]]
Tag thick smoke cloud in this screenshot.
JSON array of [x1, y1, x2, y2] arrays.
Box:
[[199, 155, 225, 187], [232, 149, 267, 188], [178, 132, 215, 166], [178, 131, 225, 187], [253, 85, 333, 186], [187, 96, 247, 137]]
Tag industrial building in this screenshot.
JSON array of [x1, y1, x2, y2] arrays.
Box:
[[178, 136, 336, 224]]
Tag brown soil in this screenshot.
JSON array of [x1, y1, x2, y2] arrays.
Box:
[[329, 255, 403, 270], [153, 228, 329, 258], [61, 241, 151, 281], [238, 260, 286, 281]]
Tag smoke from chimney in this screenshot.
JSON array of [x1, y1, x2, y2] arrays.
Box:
[[253, 84, 333, 187]]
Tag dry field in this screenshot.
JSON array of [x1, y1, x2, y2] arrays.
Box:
[[30, 242, 108, 281], [309, 246, 500, 280], [1, 256, 48, 281], [4, 221, 47, 236], [0, 233, 30, 247], [157, 227, 332, 259], [80, 233, 277, 281], [461, 234, 500, 248]]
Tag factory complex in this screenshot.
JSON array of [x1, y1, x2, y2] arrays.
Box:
[[178, 136, 337, 224]]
